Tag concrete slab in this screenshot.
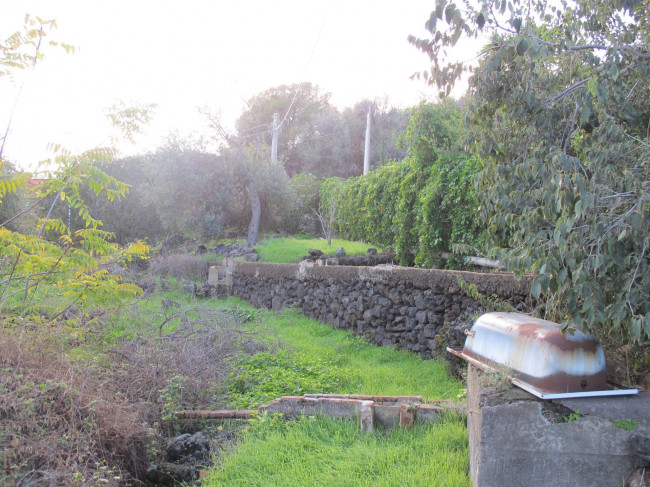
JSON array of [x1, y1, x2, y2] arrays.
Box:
[[468, 365, 650, 487], [556, 392, 650, 424]]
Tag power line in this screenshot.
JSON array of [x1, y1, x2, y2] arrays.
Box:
[[239, 122, 271, 134], [284, 130, 350, 145], [276, 17, 326, 131]]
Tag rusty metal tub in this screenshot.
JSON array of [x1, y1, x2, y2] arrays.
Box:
[[447, 312, 638, 399]]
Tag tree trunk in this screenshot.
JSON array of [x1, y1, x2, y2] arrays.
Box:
[[246, 185, 261, 247]]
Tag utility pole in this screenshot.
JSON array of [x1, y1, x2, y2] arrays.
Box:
[[271, 112, 279, 164], [363, 106, 371, 175]]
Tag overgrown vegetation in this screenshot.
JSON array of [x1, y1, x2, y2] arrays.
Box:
[[0, 282, 467, 485], [252, 308, 461, 399], [225, 350, 356, 409], [323, 100, 485, 268], [410, 0, 649, 343], [207, 303, 467, 486]]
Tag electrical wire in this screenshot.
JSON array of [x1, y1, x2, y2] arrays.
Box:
[[275, 16, 326, 131]]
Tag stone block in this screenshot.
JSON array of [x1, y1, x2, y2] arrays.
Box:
[[468, 365, 650, 487], [207, 266, 220, 286], [399, 404, 414, 429], [359, 401, 374, 433], [374, 404, 400, 428]]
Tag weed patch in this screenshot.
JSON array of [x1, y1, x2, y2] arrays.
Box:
[[0, 302, 269, 485], [0, 330, 150, 486], [225, 349, 359, 408], [150, 252, 209, 281]]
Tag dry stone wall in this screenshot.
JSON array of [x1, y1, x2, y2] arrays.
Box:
[[220, 262, 531, 357]]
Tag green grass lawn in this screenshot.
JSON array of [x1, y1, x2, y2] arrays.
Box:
[[248, 306, 462, 399], [201, 299, 468, 486], [203, 414, 468, 487], [255, 238, 380, 263]]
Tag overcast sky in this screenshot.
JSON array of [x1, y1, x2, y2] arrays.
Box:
[[1, 0, 478, 170]]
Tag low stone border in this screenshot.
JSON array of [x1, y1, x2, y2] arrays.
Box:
[[174, 394, 465, 433]]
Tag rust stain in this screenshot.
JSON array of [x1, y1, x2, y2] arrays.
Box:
[[460, 312, 608, 394]]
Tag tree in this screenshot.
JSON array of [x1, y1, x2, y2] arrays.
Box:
[[0, 160, 28, 231], [341, 99, 409, 175], [411, 0, 649, 341], [323, 100, 483, 267], [236, 83, 337, 176], [203, 108, 291, 246], [314, 193, 336, 247], [1, 16, 149, 318]]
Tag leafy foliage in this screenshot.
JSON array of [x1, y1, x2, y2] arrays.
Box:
[[411, 0, 649, 341], [0, 152, 149, 316], [1, 16, 149, 319], [0, 160, 28, 230], [277, 173, 322, 235], [323, 101, 484, 267], [236, 84, 408, 178]]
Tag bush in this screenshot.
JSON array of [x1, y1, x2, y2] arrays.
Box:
[[0, 330, 150, 485], [276, 173, 322, 235]]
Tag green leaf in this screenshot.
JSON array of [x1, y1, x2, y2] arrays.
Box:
[[516, 38, 528, 55], [476, 12, 486, 29], [574, 199, 582, 218], [531, 281, 542, 299], [445, 4, 456, 23]]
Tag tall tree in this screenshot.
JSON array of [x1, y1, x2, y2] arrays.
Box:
[[411, 0, 649, 340], [341, 99, 409, 175], [204, 108, 291, 246], [236, 82, 337, 176]]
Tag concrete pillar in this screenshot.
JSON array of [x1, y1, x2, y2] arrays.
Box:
[[359, 400, 374, 432]]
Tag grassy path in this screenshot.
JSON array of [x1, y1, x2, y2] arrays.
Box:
[[202, 299, 469, 486]]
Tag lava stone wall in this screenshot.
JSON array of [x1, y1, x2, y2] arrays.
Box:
[[227, 262, 531, 358]]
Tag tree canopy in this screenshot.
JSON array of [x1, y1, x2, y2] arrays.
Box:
[[411, 0, 649, 340], [235, 83, 408, 178]]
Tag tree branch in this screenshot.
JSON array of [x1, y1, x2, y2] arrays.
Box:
[[546, 78, 589, 106]]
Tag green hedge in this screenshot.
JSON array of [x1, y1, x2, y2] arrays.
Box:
[[322, 101, 485, 268]]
